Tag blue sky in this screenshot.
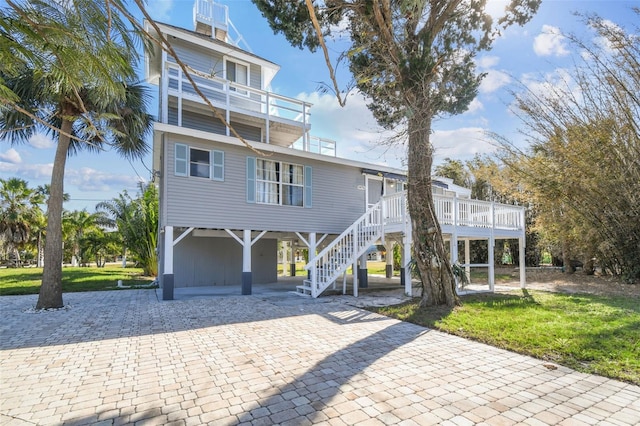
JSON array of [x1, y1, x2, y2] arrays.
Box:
[[1, 0, 637, 211]]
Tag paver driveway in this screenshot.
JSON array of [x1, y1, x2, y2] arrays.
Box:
[[1, 289, 639, 425]]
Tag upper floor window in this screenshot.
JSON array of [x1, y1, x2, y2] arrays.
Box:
[[225, 59, 249, 95], [175, 143, 224, 181]]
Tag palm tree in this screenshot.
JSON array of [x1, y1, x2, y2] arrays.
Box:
[[0, 0, 153, 309], [0, 178, 44, 266], [62, 209, 105, 266], [97, 183, 158, 276]]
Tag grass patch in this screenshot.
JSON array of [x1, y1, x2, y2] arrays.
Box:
[[370, 290, 640, 385], [0, 266, 155, 296]]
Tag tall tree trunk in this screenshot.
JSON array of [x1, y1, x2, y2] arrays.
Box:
[[407, 115, 459, 307], [561, 239, 575, 275], [36, 119, 72, 309]]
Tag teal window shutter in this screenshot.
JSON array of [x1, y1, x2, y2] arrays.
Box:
[[304, 166, 312, 208], [212, 150, 224, 181], [175, 143, 188, 176], [246, 157, 256, 203]]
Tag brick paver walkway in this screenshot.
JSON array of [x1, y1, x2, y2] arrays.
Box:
[[1, 289, 639, 425]]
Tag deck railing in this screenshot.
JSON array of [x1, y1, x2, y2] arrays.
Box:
[[433, 194, 524, 230], [163, 62, 341, 156], [290, 136, 337, 157], [380, 191, 524, 231], [164, 62, 312, 126]]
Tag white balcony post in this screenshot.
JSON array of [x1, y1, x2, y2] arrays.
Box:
[[265, 92, 270, 144], [177, 67, 183, 127], [225, 82, 231, 136], [302, 103, 308, 149], [161, 53, 169, 124]]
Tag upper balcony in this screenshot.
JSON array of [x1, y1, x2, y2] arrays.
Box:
[[159, 62, 336, 156]]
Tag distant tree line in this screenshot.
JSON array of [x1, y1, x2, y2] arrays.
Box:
[[434, 11, 640, 283]]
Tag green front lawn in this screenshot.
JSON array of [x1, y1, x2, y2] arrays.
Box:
[[0, 266, 155, 296], [370, 290, 640, 385]]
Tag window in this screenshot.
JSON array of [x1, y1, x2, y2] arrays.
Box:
[[175, 143, 224, 181], [251, 158, 307, 207], [226, 59, 249, 95]]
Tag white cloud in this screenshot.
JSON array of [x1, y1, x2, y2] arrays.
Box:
[[0, 162, 53, 179], [520, 68, 577, 102], [463, 98, 484, 115], [533, 25, 569, 57], [479, 69, 511, 94], [147, 0, 174, 22], [66, 167, 145, 192], [0, 148, 22, 164], [431, 127, 496, 161], [476, 55, 500, 70], [296, 91, 404, 167], [29, 133, 55, 149]]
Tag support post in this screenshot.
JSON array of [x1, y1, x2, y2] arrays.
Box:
[[358, 253, 368, 288], [488, 236, 495, 291], [281, 240, 288, 277], [385, 242, 394, 278], [450, 235, 459, 291], [402, 229, 412, 296], [162, 225, 174, 301], [242, 229, 252, 295], [290, 241, 296, 277], [519, 235, 526, 289], [352, 228, 358, 297], [464, 239, 471, 284], [309, 233, 317, 297]]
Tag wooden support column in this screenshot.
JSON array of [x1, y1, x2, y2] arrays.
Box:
[[488, 236, 495, 291], [358, 253, 368, 288], [281, 240, 288, 277], [519, 235, 527, 289], [385, 242, 394, 278], [226, 229, 266, 295], [162, 225, 174, 301], [242, 230, 252, 295], [308, 233, 317, 297], [290, 240, 296, 277], [464, 239, 471, 283], [352, 228, 358, 297]]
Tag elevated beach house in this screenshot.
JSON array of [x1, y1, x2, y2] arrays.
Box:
[[145, 0, 527, 300]]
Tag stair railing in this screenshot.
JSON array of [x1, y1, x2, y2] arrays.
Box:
[[305, 201, 384, 297]]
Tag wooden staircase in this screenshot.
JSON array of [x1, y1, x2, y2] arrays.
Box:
[[296, 201, 384, 297]]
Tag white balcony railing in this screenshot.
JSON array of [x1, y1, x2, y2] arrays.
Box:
[[290, 136, 337, 157], [164, 62, 311, 125], [161, 62, 341, 156], [433, 194, 525, 231], [193, 0, 251, 52], [378, 191, 525, 232]]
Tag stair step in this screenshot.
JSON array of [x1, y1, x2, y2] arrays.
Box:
[[295, 285, 312, 296]]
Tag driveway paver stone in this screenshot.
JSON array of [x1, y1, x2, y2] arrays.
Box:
[[1, 289, 639, 425]]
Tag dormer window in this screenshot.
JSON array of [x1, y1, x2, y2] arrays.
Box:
[[225, 58, 249, 95]]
